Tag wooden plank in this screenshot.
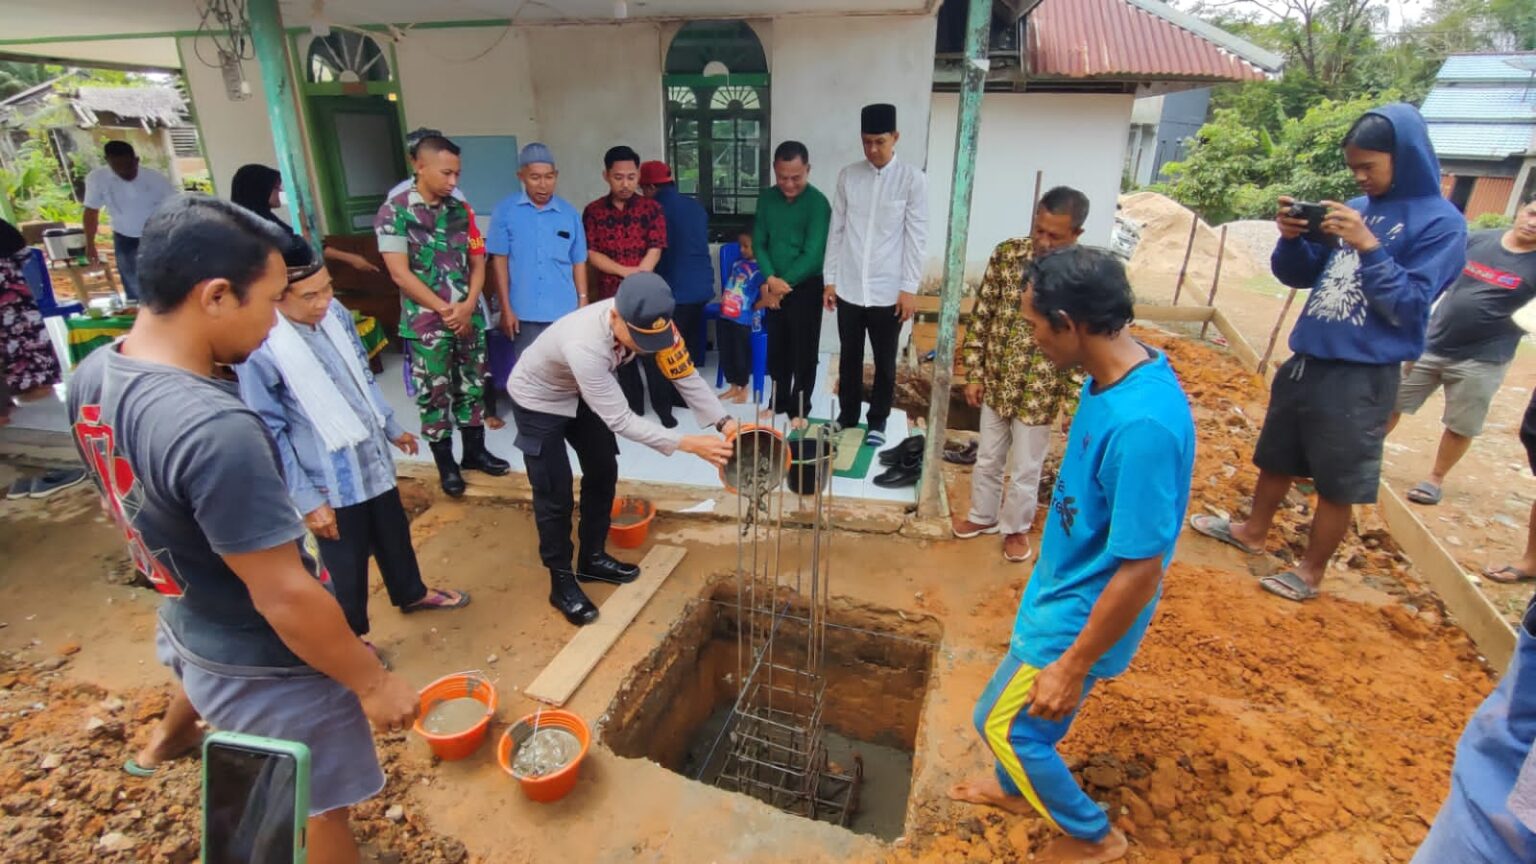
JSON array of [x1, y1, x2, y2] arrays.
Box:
[[912, 295, 976, 317], [1133, 303, 1214, 323], [524, 544, 688, 706], [1377, 483, 1516, 669], [1210, 308, 1261, 371]]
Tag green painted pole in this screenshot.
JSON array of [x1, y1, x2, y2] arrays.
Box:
[[248, 0, 320, 255], [917, 0, 991, 519]]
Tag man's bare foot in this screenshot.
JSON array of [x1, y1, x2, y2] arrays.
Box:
[[729, 388, 749, 404], [484, 415, 506, 430], [1033, 828, 1128, 864], [947, 775, 1035, 816], [789, 417, 808, 431]]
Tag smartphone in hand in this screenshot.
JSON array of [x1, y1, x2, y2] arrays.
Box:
[[1288, 201, 1334, 246], [203, 732, 311, 863]]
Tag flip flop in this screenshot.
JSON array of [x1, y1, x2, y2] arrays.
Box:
[[1260, 571, 1319, 603], [1406, 481, 1442, 505], [1484, 565, 1536, 585], [401, 588, 472, 614], [123, 732, 209, 777], [1189, 514, 1263, 555]]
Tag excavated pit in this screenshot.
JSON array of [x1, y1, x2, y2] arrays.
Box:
[[604, 582, 940, 841]]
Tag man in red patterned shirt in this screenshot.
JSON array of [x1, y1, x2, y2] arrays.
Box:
[[583, 146, 673, 424]]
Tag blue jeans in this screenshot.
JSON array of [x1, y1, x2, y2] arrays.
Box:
[[113, 232, 140, 301]]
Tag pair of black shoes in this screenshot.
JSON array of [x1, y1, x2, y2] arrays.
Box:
[[548, 553, 642, 627], [874, 434, 924, 488], [428, 426, 510, 497]]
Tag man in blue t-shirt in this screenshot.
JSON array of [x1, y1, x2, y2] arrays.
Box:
[[949, 247, 1195, 864]]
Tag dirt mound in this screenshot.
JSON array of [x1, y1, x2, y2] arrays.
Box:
[[0, 654, 473, 864], [1120, 192, 1268, 297], [909, 327, 1487, 863]]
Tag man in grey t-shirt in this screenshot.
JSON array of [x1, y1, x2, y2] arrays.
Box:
[[507, 272, 734, 626], [68, 195, 416, 860], [1390, 196, 1536, 506]]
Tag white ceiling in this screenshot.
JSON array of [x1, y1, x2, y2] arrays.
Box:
[[1, 0, 934, 43]]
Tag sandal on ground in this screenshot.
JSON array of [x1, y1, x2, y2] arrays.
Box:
[[1260, 571, 1319, 603], [1484, 565, 1536, 585], [123, 733, 208, 777], [1406, 481, 1442, 505], [485, 416, 507, 430], [401, 588, 472, 614], [1003, 536, 1034, 563], [1189, 514, 1263, 555]]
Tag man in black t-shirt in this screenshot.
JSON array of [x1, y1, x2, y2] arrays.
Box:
[[1390, 195, 1536, 506], [69, 195, 417, 863]]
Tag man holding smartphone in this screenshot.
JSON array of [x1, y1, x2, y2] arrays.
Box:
[[69, 195, 418, 864], [1190, 104, 1467, 603]]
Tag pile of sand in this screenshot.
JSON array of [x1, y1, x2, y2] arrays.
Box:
[[1119, 192, 1269, 298]]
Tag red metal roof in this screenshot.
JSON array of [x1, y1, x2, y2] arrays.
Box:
[[1029, 0, 1273, 82]]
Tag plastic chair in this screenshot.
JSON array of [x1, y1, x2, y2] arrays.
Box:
[[21, 249, 85, 318]]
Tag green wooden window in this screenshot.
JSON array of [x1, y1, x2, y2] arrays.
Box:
[[664, 21, 769, 241]]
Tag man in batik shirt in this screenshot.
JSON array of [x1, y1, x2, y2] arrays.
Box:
[[954, 187, 1090, 563], [375, 135, 509, 495]]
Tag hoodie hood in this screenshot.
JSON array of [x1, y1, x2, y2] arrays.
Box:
[[1363, 102, 1443, 201]]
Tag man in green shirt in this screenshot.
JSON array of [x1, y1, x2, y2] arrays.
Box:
[[754, 140, 832, 429]]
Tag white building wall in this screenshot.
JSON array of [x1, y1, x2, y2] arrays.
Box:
[[392, 27, 540, 139], [770, 15, 937, 179], [177, 37, 279, 198], [926, 92, 1134, 282], [526, 23, 668, 209]]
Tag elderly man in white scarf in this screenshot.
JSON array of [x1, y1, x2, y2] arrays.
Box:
[[239, 261, 468, 656]]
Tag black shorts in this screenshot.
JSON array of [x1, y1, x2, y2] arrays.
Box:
[[1252, 354, 1400, 505], [1521, 390, 1536, 475]]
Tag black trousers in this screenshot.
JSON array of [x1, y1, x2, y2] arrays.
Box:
[[316, 487, 428, 638], [511, 397, 618, 573], [617, 358, 675, 421], [836, 297, 901, 431], [766, 277, 824, 419], [719, 322, 753, 387]]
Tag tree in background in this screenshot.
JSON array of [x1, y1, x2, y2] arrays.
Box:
[[0, 61, 62, 100]]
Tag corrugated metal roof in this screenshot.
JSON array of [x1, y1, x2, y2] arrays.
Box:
[[1028, 0, 1277, 82], [1427, 123, 1535, 159], [1437, 53, 1536, 82], [1422, 85, 1536, 122]]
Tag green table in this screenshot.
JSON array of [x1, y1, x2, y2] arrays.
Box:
[[65, 310, 388, 367]]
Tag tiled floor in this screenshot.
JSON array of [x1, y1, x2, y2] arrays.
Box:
[[13, 340, 918, 506]]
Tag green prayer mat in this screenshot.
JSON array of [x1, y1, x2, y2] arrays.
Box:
[[790, 419, 876, 480]]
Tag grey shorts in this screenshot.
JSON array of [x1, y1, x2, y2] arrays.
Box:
[[1395, 352, 1510, 438], [1253, 354, 1400, 505], [156, 621, 384, 816]]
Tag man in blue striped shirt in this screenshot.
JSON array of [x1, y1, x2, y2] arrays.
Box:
[[239, 262, 469, 651]]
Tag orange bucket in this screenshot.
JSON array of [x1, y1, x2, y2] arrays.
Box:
[[608, 496, 655, 549], [412, 672, 497, 761], [496, 710, 591, 803]]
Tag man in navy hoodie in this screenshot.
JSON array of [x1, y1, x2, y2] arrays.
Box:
[[1191, 103, 1466, 602]]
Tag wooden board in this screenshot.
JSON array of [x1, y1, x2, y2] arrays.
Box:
[[1210, 308, 1261, 371], [1133, 303, 1215, 323], [1377, 483, 1516, 669], [524, 544, 687, 706], [912, 295, 977, 317]]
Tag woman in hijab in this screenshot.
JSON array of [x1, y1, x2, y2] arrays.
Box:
[[230, 164, 380, 273], [0, 218, 63, 417]]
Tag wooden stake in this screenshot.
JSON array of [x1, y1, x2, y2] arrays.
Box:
[[1260, 287, 1300, 374], [1199, 225, 1227, 340], [1170, 211, 1199, 305]]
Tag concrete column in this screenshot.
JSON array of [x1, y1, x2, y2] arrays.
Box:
[[247, 0, 321, 254], [917, 0, 996, 518]]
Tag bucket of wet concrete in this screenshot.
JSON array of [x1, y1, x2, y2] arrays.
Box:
[[497, 709, 591, 802], [413, 672, 498, 761]]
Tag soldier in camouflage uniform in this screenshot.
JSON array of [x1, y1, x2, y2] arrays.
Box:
[[375, 135, 510, 496], [955, 187, 1090, 563]]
